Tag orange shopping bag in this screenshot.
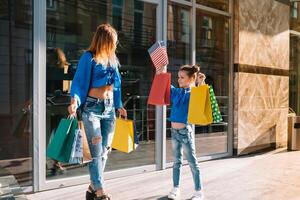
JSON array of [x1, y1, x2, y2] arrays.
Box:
[[78, 121, 92, 162], [187, 84, 213, 125], [147, 73, 171, 105]]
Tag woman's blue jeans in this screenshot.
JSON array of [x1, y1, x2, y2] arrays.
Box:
[[82, 96, 116, 190], [171, 124, 202, 191]]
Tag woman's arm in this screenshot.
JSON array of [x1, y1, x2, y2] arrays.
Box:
[[114, 66, 127, 117], [68, 51, 93, 115], [113, 66, 122, 109]]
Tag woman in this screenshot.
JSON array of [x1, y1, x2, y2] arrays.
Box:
[[68, 24, 126, 200]]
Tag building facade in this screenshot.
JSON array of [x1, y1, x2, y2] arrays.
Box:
[[0, 0, 292, 196], [234, 0, 289, 154]]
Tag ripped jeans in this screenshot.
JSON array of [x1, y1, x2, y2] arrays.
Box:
[[171, 124, 202, 191], [82, 96, 116, 190]]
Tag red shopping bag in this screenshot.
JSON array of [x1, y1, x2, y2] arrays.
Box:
[[147, 73, 171, 105]]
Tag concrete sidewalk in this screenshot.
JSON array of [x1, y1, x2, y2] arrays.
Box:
[[27, 148, 300, 200]]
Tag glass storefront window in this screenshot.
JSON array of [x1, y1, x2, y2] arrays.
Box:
[[289, 35, 300, 114], [166, 4, 229, 162], [167, 3, 191, 68], [0, 0, 234, 193], [166, 2, 191, 162], [46, 0, 157, 180], [0, 0, 33, 193], [196, 0, 229, 12], [291, 2, 298, 19], [195, 10, 229, 156], [290, 3, 300, 115], [290, 2, 300, 32]]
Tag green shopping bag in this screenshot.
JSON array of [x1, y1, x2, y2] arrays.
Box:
[[46, 117, 78, 163], [209, 86, 223, 123]]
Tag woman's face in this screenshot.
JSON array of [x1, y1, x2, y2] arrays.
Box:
[[177, 70, 194, 88]]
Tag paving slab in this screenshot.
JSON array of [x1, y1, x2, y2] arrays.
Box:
[[26, 148, 300, 200]]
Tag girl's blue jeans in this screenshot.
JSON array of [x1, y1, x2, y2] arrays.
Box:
[[82, 96, 116, 190], [171, 124, 202, 191]]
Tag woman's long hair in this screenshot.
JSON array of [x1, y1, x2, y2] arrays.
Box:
[[87, 23, 119, 67]]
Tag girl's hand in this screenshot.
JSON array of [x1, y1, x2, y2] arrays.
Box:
[[68, 98, 77, 116], [156, 65, 167, 74], [197, 72, 206, 86], [118, 107, 127, 118]]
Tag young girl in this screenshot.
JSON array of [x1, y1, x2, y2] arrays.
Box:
[[68, 24, 126, 200], [161, 65, 205, 200]]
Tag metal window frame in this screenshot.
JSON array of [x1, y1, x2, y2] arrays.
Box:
[[33, 0, 46, 191], [228, 0, 234, 158], [155, 0, 167, 170]]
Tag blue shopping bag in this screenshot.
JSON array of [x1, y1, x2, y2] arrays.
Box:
[[69, 120, 92, 164], [69, 128, 83, 164]]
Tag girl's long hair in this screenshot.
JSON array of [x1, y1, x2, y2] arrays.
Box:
[[87, 23, 119, 67]]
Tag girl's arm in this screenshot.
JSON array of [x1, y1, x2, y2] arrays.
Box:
[[155, 65, 167, 74], [197, 72, 206, 86]]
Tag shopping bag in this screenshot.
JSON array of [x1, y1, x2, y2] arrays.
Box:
[[147, 73, 171, 105], [209, 86, 223, 123], [11, 101, 31, 138], [69, 120, 92, 164], [12, 110, 30, 138], [46, 117, 78, 163], [79, 120, 92, 162], [69, 128, 83, 164], [111, 117, 137, 153], [187, 84, 213, 125]]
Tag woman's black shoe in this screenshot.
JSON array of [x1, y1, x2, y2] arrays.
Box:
[[86, 185, 96, 200], [94, 194, 111, 200]]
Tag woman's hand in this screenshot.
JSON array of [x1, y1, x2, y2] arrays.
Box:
[[118, 107, 127, 118], [197, 72, 206, 86], [68, 98, 77, 116]]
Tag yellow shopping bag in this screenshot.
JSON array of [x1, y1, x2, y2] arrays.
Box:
[[111, 117, 137, 153], [187, 84, 213, 125]]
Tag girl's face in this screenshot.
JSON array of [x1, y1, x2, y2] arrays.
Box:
[[177, 70, 195, 88]]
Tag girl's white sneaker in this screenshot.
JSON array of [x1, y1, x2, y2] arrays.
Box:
[[168, 187, 180, 200], [191, 190, 204, 200]]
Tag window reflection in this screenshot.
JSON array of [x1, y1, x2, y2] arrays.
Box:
[[112, 0, 123, 30], [166, 3, 191, 162], [166, 6, 230, 162], [195, 10, 229, 156], [290, 2, 300, 32], [167, 3, 190, 68], [196, 0, 229, 12], [289, 36, 300, 115], [0, 0, 33, 191], [291, 2, 298, 19], [46, 0, 157, 180]]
